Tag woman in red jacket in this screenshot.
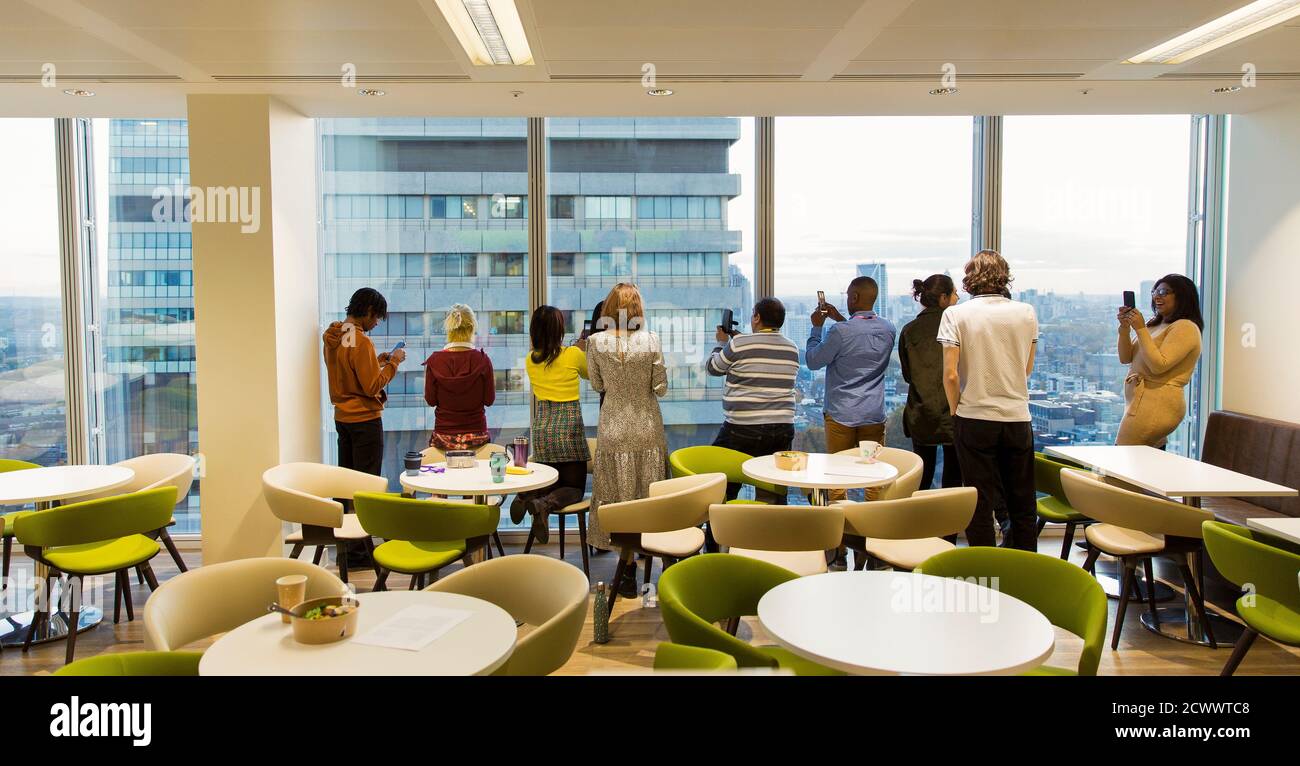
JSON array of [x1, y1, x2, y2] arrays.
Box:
[[424, 304, 495, 451]]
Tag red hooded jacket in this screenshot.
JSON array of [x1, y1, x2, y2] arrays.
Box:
[[424, 347, 495, 434]]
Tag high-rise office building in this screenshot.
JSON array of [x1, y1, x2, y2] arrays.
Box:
[[857, 262, 890, 323]]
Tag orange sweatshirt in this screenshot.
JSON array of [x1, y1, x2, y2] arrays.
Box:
[[322, 321, 397, 423]]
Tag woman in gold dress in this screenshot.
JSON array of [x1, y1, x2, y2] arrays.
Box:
[[1116, 274, 1203, 448]]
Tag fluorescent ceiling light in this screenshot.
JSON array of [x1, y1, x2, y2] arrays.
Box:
[[1127, 0, 1300, 64], [434, 0, 534, 66]]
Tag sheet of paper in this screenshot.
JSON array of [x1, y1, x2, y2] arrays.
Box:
[[352, 605, 472, 652]]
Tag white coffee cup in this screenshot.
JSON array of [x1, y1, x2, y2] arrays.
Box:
[[858, 440, 882, 461]]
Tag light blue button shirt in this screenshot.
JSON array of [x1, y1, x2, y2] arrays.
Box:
[[806, 310, 897, 427]]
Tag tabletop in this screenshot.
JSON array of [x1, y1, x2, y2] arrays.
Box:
[[742, 453, 898, 491], [1246, 517, 1300, 547], [399, 459, 558, 497], [1044, 445, 1297, 499], [757, 571, 1056, 675], [0, 464, 135, 506], [200, 591, 517, 676]]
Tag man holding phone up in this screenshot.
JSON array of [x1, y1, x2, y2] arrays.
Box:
[[322, 287, 406, 476], [707, 298, 800, 502]]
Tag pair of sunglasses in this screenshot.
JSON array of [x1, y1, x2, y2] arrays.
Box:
[[1151, 287, 1173, 297]]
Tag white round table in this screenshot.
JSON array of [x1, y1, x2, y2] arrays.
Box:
[[200, 591, 517, 676], [757, 571, 1056, 675], [399, 459, 558, 498], [742, 453, 898, 506], [0, 464, 135, 647]]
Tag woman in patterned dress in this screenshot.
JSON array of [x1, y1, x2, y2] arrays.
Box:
[[586, 284, 668, 590], [514, 305, 591, 544]]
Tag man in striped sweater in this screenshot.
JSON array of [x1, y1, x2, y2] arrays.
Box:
[[707, 297, 800, 503]]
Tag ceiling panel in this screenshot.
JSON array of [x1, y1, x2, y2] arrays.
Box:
[[854, 27, 1182, 63], [77, 0, 435, 30], [530, 0, 865, 29], [127, 29, 459, 67], [535, 27, 838, 65], [886, 0, 1245, 29]]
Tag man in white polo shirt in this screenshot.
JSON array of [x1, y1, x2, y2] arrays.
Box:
[[937, 250, 1039, 550]]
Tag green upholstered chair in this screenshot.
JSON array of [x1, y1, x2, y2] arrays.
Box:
[[1, 458, 40, 584], [919, 546, 1108, 676], [1034, 453, 1090, 559], [657, 553, 843, 675], [53, 651, 203, 676], [15, 486, 176, 664], [654, 642, 739, 672], [353, 492, 499, 590], [669, 446, 781, 504], [1203, 521, 1300, 676]]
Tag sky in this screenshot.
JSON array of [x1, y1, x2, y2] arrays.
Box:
[[3, 114, 1192, 301]]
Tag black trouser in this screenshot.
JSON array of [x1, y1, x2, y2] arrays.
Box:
[[913, 443, 962, 491], [336, 418, 384, 477], [529, 461, 587, 515], [953, 416, 1037, 550], [712, 421, 794, 503]]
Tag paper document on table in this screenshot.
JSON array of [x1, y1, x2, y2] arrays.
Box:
[[352, 605, 472, 651]]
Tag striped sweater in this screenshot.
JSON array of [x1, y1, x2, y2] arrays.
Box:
[[706, 330, 799, 425]]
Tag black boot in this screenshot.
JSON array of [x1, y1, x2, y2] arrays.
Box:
[[510, 494, 533, 525], [617, 560, 640, 598]]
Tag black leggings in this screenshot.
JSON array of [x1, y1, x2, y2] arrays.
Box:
[[913, 443, 962, 491], [531, 460, 588, 514]]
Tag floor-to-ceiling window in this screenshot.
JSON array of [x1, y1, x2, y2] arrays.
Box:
[[545, 117, 755, 457], [1001, 115, 1193, 455], [316, 118, 531, 504], [773, 117, 973, 457], [0, 120, 66, 467]]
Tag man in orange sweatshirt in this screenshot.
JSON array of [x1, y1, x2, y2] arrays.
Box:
[[322, 287, 405, 476]]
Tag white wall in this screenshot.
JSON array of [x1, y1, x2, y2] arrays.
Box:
[[1222, 98, 1300, 425]]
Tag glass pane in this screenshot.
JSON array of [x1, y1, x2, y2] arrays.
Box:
[[775, 117, 972, 469], [1002, 115, 1193, 455], [0, 119, 67, 466], [317, 118, 529, 502], [90, 118, 201, 531]]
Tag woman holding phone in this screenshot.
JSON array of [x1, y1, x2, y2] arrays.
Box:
[[1116, 274, 1203, 448], [423, 304, 495, 452], [512, 305, 591, 544]]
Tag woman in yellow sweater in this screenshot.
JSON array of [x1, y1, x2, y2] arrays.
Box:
[[1116, 274, 1203, 448], [511, 305, 591, 544]]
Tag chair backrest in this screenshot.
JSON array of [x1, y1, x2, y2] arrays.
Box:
[[1033, 452, 1073, 502], [918, 546, 1108, 676], [261, 462, 388, 529], [1060, 468, 1212, 538], [1203, 521, 1300, 615], [841, 487, 976, 540], [354, 492, 499, 542], [708, 503, 843, 552], [0, 458, 39, 474], [598, 473, 727, 535], [834, 447, 923, 499], [53, 650, 204, 677], [80, 453, 197, 504], [657, 553, 797, 667], [424, 554, 589, 676], [421, 442, 505, 464], [669, 446, 779, 495], [144, 557, 346, 650], [14, 486, 176, 548], [1201, 410, 1300, 516], [654, 642, 739, 671]]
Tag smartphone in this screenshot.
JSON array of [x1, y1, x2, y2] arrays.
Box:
[[721, 308, 736, 335], [389, 340, 405, 356], [580, 319, 593, 340], [1122, 290, 1136, 310], [817, 290, 826, 306]]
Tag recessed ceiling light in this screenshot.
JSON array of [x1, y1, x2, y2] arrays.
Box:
[[929, 87, 958, 96], [434, 0, 534, 66], [357, 88, 386, 97], [1212, 85, 1244, 93], [1127, 0, 1300, 64], [63, 88, 94, 97], [647, 88, 674, 97]]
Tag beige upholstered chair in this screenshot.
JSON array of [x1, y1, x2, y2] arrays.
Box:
[[262, 462, 388, 583], [80, 453, 196, 572], [840, 487, 977, 571], [420, 442, 507, 558], [523, 438, 598, 577], [833, 446, 923, 500], [424, 554, 589, 676], [598, 472, 727, 609], [708, 503, 844, 577], [1060, 468, 1218, 649], [144, 557, 345, 651]]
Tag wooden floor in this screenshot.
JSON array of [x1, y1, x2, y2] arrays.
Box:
[[3, 537, 1298, 676]]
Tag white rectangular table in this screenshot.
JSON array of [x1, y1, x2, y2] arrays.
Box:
[[1043, 445, 1297, 648], [1246, 517, 1300, 547]]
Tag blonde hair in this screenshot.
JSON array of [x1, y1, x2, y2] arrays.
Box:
[[962, 249, 1013, 296], [444, 304, 477, 342], [600, 283, 645, 332]]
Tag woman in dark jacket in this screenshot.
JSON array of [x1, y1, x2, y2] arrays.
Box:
[[424, 303, 495, 451], [898, 275, 962, 491]]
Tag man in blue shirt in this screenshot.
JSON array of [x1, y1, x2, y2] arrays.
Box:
[[807, 276, 897, 501]]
